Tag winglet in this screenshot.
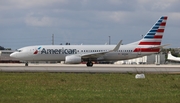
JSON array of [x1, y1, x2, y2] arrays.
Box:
[[111, 40, 122, 52]]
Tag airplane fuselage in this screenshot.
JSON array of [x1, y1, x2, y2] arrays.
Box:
[[12, 44, 158, 62]]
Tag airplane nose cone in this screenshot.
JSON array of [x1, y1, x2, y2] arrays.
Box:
[[10, 53, 16, 58]]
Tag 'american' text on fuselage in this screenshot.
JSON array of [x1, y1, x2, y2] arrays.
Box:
[[41, 48, 77, 54]]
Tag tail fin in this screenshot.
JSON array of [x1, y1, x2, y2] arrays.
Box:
[[167, 51, 174, 60], [139, 16, 167, 45], [167, 51, 180, 61], [129, 16, 168, 46]]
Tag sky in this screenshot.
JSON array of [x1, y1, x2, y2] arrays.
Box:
[[0, 0, 180, 50]]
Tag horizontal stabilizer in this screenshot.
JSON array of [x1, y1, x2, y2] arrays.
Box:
[[149, 44, 170, 49]]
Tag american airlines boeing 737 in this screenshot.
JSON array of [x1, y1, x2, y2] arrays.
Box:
[[10, 16, 168, 67]]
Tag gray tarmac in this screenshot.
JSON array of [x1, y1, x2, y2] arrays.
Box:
[[0, 63, 180, 74]]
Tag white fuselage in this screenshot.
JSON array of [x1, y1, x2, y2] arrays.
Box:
[[10, 44, 156, 62]]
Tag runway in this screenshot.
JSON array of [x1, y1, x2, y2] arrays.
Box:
[[0, 63, 180, 74]]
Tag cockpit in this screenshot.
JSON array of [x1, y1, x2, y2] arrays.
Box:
[[15, 49, 22, 52], [17, 50, 22, 52]]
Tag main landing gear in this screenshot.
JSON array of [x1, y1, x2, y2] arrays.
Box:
[[25, 62, 28, 66], [86, 61, 93, 67]]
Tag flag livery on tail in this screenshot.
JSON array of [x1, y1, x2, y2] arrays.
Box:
[[139, 16, 167, 45], [134, 16, 167, 52]]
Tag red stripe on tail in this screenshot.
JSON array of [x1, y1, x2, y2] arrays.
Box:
[[139, 42, 161, 45], [163, 17, 168, 20], [160, 22, 166, 26], [154, 35, 163, 39], [157, 29, 164, 33]]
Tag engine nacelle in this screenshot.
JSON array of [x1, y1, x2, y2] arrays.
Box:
[[65, 55, 81, 64]]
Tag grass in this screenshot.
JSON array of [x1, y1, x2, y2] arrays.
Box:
[[0, 73, 180, 103]]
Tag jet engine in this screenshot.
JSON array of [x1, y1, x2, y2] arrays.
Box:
[[65, 55, 82, 64]]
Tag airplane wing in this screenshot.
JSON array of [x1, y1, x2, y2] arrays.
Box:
[[81, 40, 122, 59]]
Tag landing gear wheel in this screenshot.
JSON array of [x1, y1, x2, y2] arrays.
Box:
[[86, 61, 93, 67], [25, 62, 28, 66]]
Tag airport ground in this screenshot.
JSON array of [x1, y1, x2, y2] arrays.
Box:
[[0, 63, 180, 103], [0, 72, 180, 103], [0, 63, 180, 74]]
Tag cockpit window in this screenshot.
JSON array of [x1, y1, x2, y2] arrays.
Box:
[[17, 50, 22, 52]]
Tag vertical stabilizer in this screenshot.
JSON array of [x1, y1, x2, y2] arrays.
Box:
[[139, 16, 167, 46], [167, 51, 174, 60], [130, 16, 168, 53], [129, 16, 168, 46]]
